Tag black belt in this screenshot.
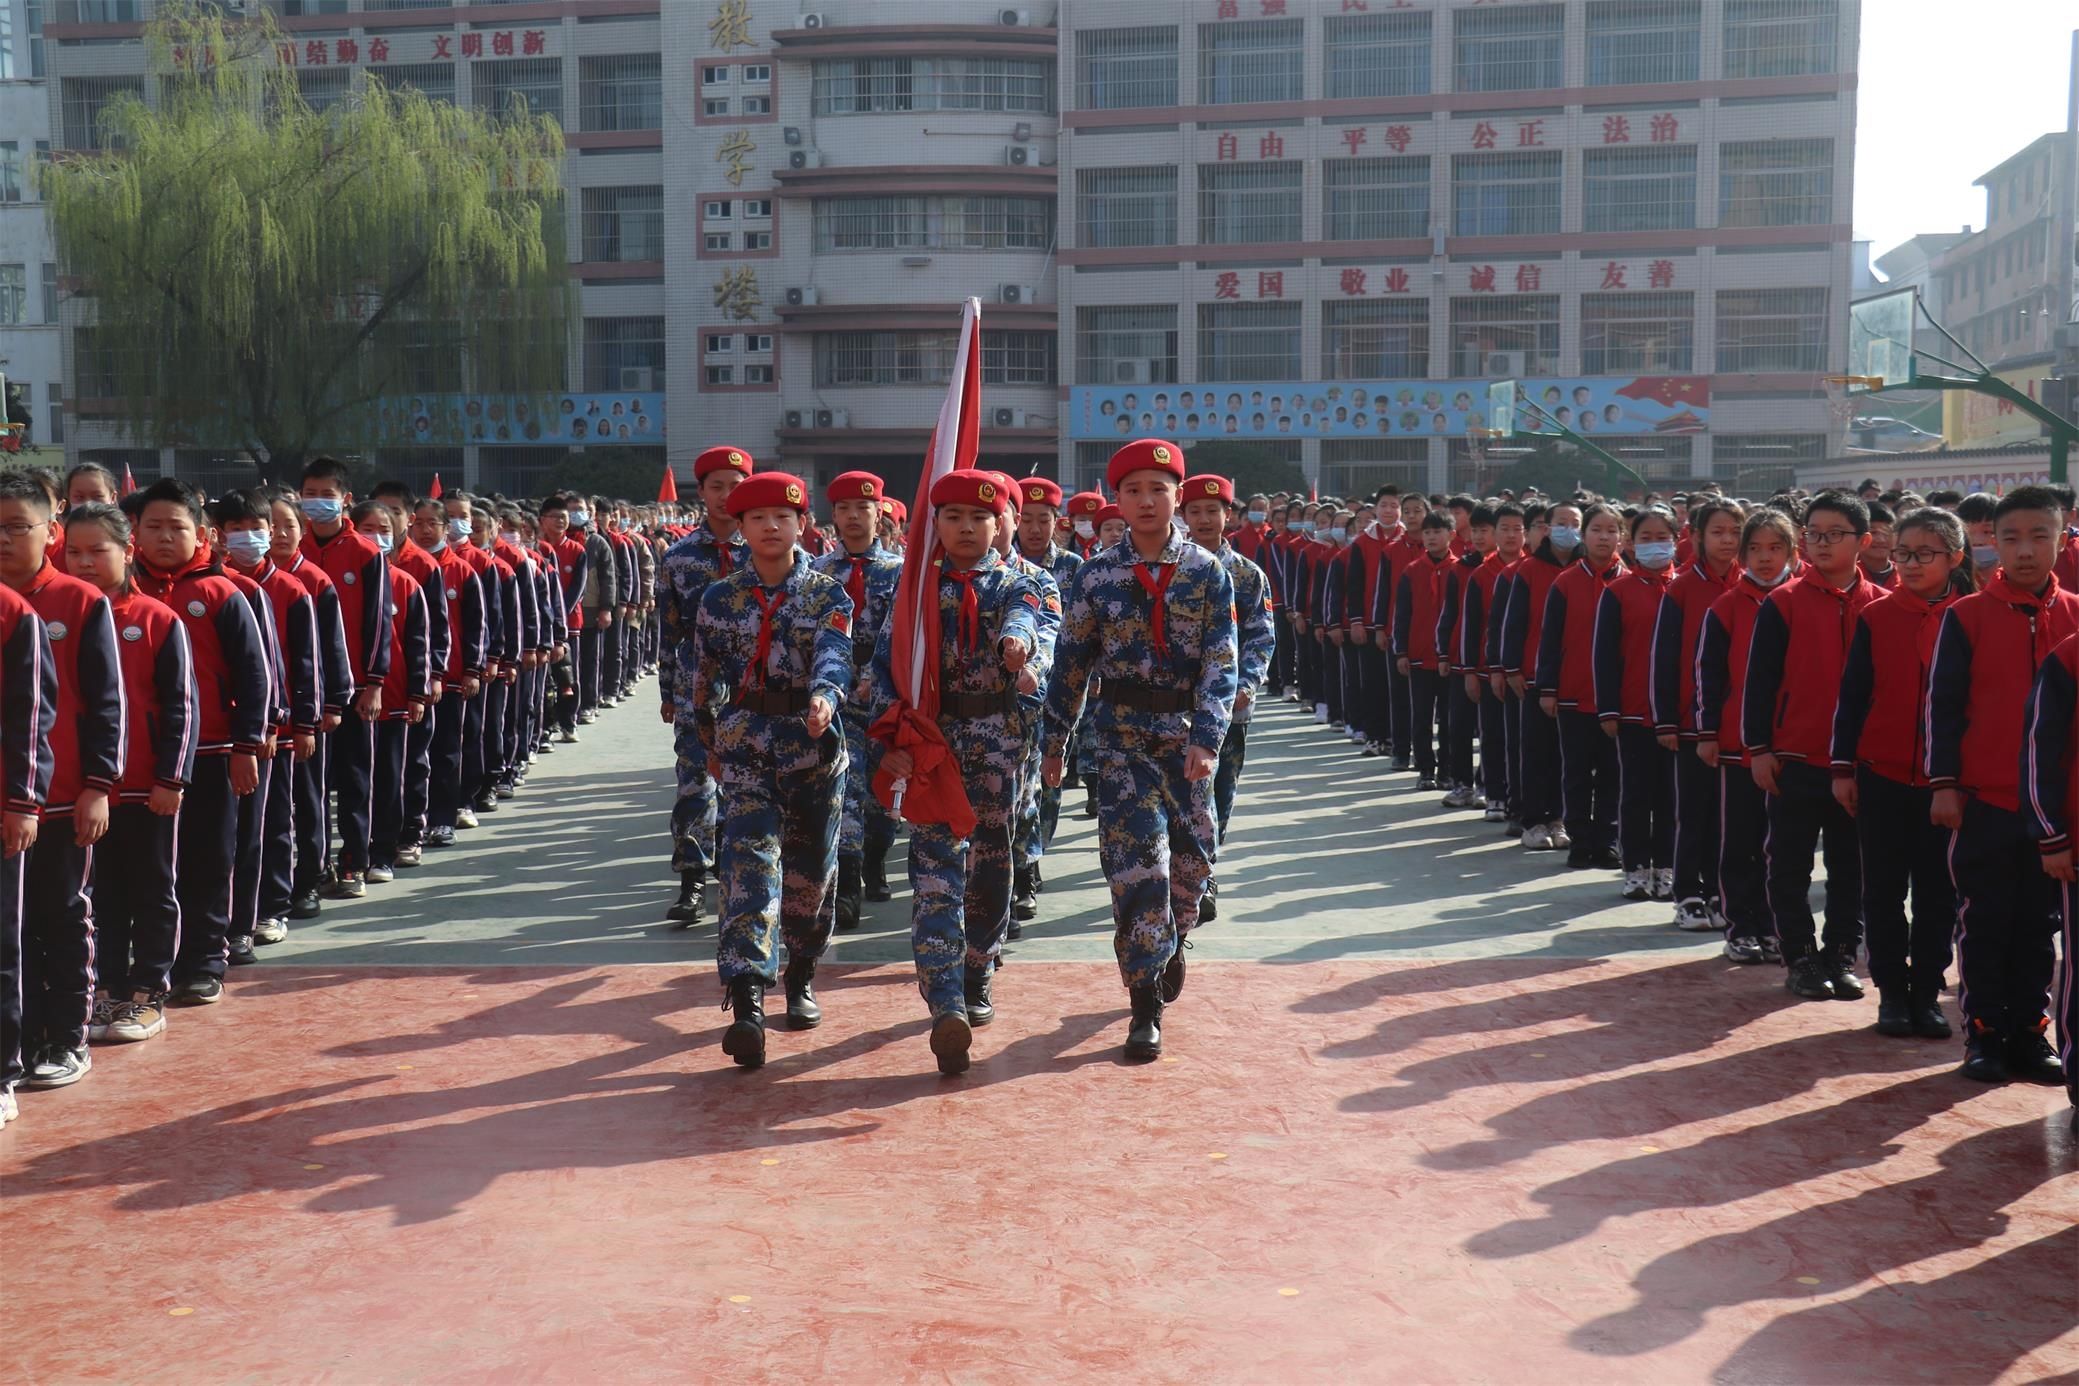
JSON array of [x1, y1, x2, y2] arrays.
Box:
[[738, 687, 810, 715], [1104, 681, 1193, 714], [941, 690, 1011, 720], [852, 639, 876, 666]]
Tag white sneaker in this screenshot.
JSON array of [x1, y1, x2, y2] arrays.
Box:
[[1652, 868, 1676, 900], [1621, 869, 1651, 900], [1547, 821, 1573, 851], [1708, 903, 1731, 930], [558, 729, 580, 744], [107, 997, 166, 1044], [1673, 898, 1717, 931], [0, 1088, 16, 1126], [1313, 704, 1329, 724], [1483, 804, 1509, 822], [87, 995, 116, 1044], [254, 917, 288, 945], [366, 864, 395, 884], [455, 807, 479, 830], [1522, 823, 1553, 850]]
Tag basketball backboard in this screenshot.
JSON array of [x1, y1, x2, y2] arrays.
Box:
[[1846, 287, 1920, 393], [1486, 379, 1565, 438]]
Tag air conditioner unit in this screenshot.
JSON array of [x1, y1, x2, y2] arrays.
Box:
[[999, 7, 1030, 25], [786, 286, 821, 307], [998, 283, 1038, 305], [783, 127, 804, 147], [1484, 351, 1526, 378], [992, 407, 1029, 428], [619, 367, 655, 392], [1004, 145, 1030, 167], [801, 13, 829, 30], [784, 409, 809, 429], [788, 149, 828, 170], [1113, 358, 1156, 385], [807, 407, 850, 430]]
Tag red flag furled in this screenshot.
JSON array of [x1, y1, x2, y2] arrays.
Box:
[[121, 462, 137, 496], [658, 465, 679, 503], [429, 473, 444, 499], [870, 297, 983, 836]]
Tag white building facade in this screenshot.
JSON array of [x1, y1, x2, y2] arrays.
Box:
[[1, 0, 61, 457]]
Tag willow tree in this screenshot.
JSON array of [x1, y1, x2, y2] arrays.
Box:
[[46, 4, 573, 480]]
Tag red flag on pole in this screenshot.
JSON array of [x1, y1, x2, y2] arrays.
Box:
[[120, 462, 137, 496], [429, 473, 444, 499], [658, 465, 679, 503], [870, 297, 983, 835]]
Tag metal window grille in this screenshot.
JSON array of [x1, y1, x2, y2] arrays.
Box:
[[982, 331, 1057, 385], [1077, 167, 1177, 248], [1324, 157, 1430, 240], [73, 325, 156, 398], [744, 364, 774, 385], [1586, 1, 1701, 85], [0, 143, 18, 204], [0, 266, 24, 326], [1722, 0, 1837, 78], [583, 316, 665, 392], [55, 1, 142, 20], [1583, 145, 1696, 232], [362, 0, 449, 11], [41, 262, 59, 323], [296, 67, 351, 114], [1324, 299, 1430, 379], [1198, 161, 1301, 245], [1075, 26, 1178, 110], [368, 64, 454, 105], [273, 0, 350, 14], [1324, 11, 1431, 99], [706, 365, 734, 386], [474, 57, 561, 125], [1197, 302, 1302, 382], [1198, 20, 1304, 105], [1448, 294, 1561, 375], [476, 318, 569, 392], [814, 195, 1052, 252], [1715, 288, 1828, 371], [372, 321, 463, 393], [579, 54, 661, 132], [1322, 439, 1428, 499], [818, 330, 1053, 386], [1451, 151, 1562, 236], [61, 76, 144, 151], [1719, 139, 1833, 227], [1453, 4, 1563, 93], [581, 185, 663, 263], [811, 56, 1053, 115], [1580, 291, 1694, 373], [1075, 305, 1178, 384]]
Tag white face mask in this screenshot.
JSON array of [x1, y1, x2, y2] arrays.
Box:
[[500, 530, 521, 547], [1754, 565, 1793, 588], [1073, 519, 1096, 540]]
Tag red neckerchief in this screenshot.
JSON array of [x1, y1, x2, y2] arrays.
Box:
[[1983, 570, 2067, 663], [842, 551, 869, 618], [1132, 556, 1179, 659], [745, 585, 785, 692], [942, 567, 982, 652], [709, 524, 735, 577]]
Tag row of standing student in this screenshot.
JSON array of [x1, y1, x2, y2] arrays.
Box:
[[1241, 481, 2078, 1110]]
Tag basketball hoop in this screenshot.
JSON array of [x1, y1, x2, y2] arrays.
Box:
[[1823, 375, 1860, 444]]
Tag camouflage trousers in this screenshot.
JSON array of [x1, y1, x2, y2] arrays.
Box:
[[838, 705, 895, 859], [1011, 709, 1050, 869], [714, 755, 843, 989], [671, 716, 717, 874], [1092, 740, 1216, 990], [909, 721, 1020, 1018]]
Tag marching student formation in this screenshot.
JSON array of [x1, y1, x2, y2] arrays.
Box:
[[1, 444, 2075, 1124]]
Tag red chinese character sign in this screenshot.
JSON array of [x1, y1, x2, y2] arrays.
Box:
[[272, 29, 548, 68]]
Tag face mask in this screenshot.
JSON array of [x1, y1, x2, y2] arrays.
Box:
[[1971, 545, 1998, 570], [446, 517, 472, 543], [298, 497, 343, 525], [367, 532, 393, 555], [424, 535, 446, 554], [1754, 565, 1793, 588], [223, 530, 270, 564], [1073, 519, 1095, 540], [569, 508, 590, 528], [1284, 520, 1301, 533], [1323, 527, 1342, 545], [1549, 525, 1581, 550], [1246, 509, 1267, 525], [1635, 541, 1677, 569], [1299, 521, 1316, 535], [500, 530, 521, 548]]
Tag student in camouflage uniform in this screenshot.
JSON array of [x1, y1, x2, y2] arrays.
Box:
[[1010, 475, 1081, 917], [809, 470, 902, 930], [693, 472, 853, 1070], [979, 472, 1063, 935], [870, 470, 1042, 1076], [1180, 475, 1277, 924], [659, 446, 753, 925], [1044, 440, 1239, 1062]]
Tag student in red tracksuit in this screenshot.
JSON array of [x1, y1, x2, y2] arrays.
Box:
[[1486, 503, 1548, 838], [0, 581, 56, 1125], [1457, 503, 1520, 821], [1594, 505, 1679, 901], [1742, 491, 1884, 1002], [1651, 498, 1744, 931], [1435, 505, 1495, 807], [1392, 513, 1456, 789], [0, 471, 123, 1090], [1927, 485, 2079, 1084], [1696, 507, 1798, 964], [1374, 492, 1429, 767], [373, 484, 448, 870], [2020, 631, 2077, 1116], [1860, 501, 1900, 591], [62, 504, 191, 1046], [350, 503, 434, 883], [266, 486, 353, 922], [1830, 506, 1969, 1039], [2049, 484, 2076, 592], [1341, 505, 1392, 755], [538, 494, 587, 741], [1537, 502, 1627, 871], [408, 497, 488, 849], [131, 479, 271, 1006], [1501, 502, 1581, 849]]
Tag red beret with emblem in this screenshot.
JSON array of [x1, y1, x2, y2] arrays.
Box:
[[985, 472, 1022, 514], [725, 471, 810, 517], [827, 470, 885, 506], [1106, 438, 1186, 491], [883, 498, 908, 524], [694, 445, 756, 480], [1020, 476, 1064, 511], [929, 469, 1004, 512], [1182, 474, 1236, 506], [1095, 503, 1124, 530], [1066, 491, 1105, 519]]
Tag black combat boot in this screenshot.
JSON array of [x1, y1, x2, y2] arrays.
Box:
[[1012, 866, 1038, 923], [721, 977, 766, 1069], [1160, 935, 1191, 1004], [930, 1010, 972, 1076], [863, 833, 893, 902], [667, 869, 705, 927], [836, 856, 863, 932], [783, 958, 821, 1030], [964, 964, 995, 1027], [1125, 985, 1163, 1062]]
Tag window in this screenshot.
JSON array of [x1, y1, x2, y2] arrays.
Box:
[[0, 266, 24, 326], [1324, 157, 1430, 240], [705, 199, 732, 219], [1581, 291, 1694, 372], [703, 98, 730, 118], [1719, 139, 1833, 227], [1454, 4, 1563, 93], [583, 316, 665, 392], [703, 232, 733, 253], [1199, 20, 1304, 104], [1449, 295, 1560, 375], [581, 185, 662, 262], [982, 331, 1057, 385], [816, 329, 1057, 387], [702, 65, 728, 85], [1076, 305, 1178, 385], [297, 67, 351, 115], [743, 230, 772, 252], [1325, 11, 1431, 99], [744, 364, 774, 385], [742, 199, 772, 218], [0, 143, 19, 204], [1197, 302, 1302, 382], [25, 0, 44, 80], [706, 365, 734, 386], [46, 384, 61, 446], [580, 54, 661, 132], [1586, 1, 1702, 85], [1075, 26, 1177, 110], [810, 57, 1054, 115], [707, 334, 733, 354], [1324, 300, 1430, 378], [747, 334, 773, 353], [742, 65, 771, 83], [1583, 146, 1696, 232], [1076, 167, 1177, 248], [813, 195, 1052, 252], [61, 75, 145, 151], [1452, 151, 1562, 236], [0, 4, 12, 81], [1716, 288, 1827, 371], [42, 263, 59, 323], [1723, 0, 1837, 78], [1198, 162, 1301, 245], [742, 95, 771, 116], [368, 64, 455, 105]]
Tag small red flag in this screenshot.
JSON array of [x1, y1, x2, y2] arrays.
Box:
[[429, 473, 444, 499], [658, 466, 679, 503], [121, 462, 137, 496]]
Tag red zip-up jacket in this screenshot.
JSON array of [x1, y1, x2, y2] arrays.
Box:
[[1741, 568, 1882, 765], [1828, 584, 1959, 787], [1535, 557, 1626, 709], [1499, 550, 1569, 681], [1453, 550, 1513, 674], [2054, 527, 2078, 591], [545, 535, 586, 632], [1342, 528, 1391, 632], [131, 551, 271, 758], [281, 550, 354, 715], [1925, 571, 2079, 813], [104, 588, 195, 800], [1860, 561, 1899, 591], [1593, 563, 1674, 724], [12, 559, 123, 813], [299, 524, 391, 690], [2020, 633, 2077, 857], [430, 543, 489, 688], [389, 539, 450, 685], [1694, 574, 1776, 766], [1369, 530, 1422, 630], [0, 583, 57, 817], [1650, 559, 1739, 739], [1434, 550, 1484, 671], [1391, 550, 1453, 670], [377, 564, 434, 720], [240, 559, 323, 736]]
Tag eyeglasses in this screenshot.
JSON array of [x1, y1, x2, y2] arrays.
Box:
[[0, 520, 47, 538], [1893, 547, 1956, 567], [1802, 528, 1859, 547]]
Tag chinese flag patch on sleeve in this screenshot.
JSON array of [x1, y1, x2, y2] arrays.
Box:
[[830, 611, 851, 634]]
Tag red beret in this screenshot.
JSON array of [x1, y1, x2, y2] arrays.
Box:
[[882, 498, 908, 523], [985, 471, 1022, 513], [1067, 491, 1105, 519], [725, 471, 810, 518], [1021, 476, 1064, 510], [929, 469, 1006, 512], [694, 446, 756, 480], [1105, 438, 1185, 491], [1095, 503, 1124, 529], [827, 470, 885, 506], [1182, 474, 1236, 506]]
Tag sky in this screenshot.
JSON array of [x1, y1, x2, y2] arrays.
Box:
[[1854, 0, 2075, 270]]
